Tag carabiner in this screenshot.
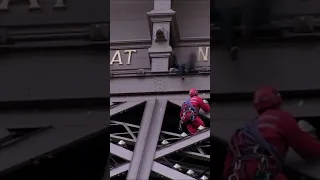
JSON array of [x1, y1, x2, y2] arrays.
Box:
[[228, 173, 239, 180], [233, 160, 242, 171], [258, 156, 269, 172]]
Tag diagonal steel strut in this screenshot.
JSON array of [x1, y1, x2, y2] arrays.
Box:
[[152, 161, 197, 180], [155, 130, 210, 159], [126, 99, 167, 180], [110, 101, 145, 116], [110, 143, 133, 161], [110, 163, 130, 177]]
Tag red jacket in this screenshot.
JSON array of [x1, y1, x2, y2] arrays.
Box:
[[224, 109, 320, 179], [180, 96, 210, 118]]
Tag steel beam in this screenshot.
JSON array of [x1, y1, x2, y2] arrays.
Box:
[[126, 99, 167, 180], [110, 75, 210, 95], [0, 126, 107, 174], [110, 135, 136, 146], [151, 161, 196, 180], [111, 93, 210, 102], [169, 100, 210, 118], [110, 143, 133, 161], [181, 151, 210, 162], [0, 129, 9, 139], [155, 130, 210, 159], [110, 101, 145, 116], [110, 163, 130, 177]]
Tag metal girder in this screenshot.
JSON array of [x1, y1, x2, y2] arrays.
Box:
[[0, 129, 9, 139], [110, 143, 133, 161], [110, 75, 210, 95], [169, 100, 210, 118], [181, 151, 210, 162], [126, 99, 167, 180], [111, 93, 210, 102], [0, 126, 107, 174], [158, 160, 210, 177], [110, 135, 136, 146], [110, 101, 145, 116], [155, 130, 210, 159], [110, 163, 130, 177], [0, 110, 109, 128], [151, 162, 197, 180]]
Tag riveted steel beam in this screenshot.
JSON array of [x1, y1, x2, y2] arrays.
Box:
[[110, 163, 130, 177], [155, 130, 210, 159], [181, 151, 210, 162], [110, 143, 133, 161], [151, 161, 196, 180], [110, 75, 210, 95], [126, 99, 167, 180], [111, 93, 210, 102], [110, 101, 145, 116]]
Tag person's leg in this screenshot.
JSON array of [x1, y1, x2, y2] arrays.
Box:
[[178, 63, 186, 80], [192, 117, 206, 130], [186, 124, 197, 135]]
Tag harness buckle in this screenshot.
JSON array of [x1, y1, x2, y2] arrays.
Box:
[[233, 160, 241, 171], [258, 156, 269, 172], [228, 173, 239, 180]]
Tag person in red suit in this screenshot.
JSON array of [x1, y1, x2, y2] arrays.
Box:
[[179, 88, 210, 135], [223, 86, 320, 180]]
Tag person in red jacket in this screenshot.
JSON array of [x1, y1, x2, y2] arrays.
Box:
[[224, 86, 320, 180], [179, 88, 210, 135]]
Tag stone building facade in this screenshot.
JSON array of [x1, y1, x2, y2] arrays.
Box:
[[110, 0, 211, 179]]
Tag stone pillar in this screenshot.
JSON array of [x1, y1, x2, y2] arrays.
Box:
[[147, 0, 174, 72]]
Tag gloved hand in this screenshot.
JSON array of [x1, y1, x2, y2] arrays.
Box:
[[203, 99, 209, 104]]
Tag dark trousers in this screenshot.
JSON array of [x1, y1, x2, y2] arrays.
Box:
[[178, 62, 193, 77]]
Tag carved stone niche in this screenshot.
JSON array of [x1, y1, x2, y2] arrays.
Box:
[[155, 26, 167, 42]]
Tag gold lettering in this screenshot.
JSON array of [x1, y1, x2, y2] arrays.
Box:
[[110, 51, 123, 65], [124, 50, 137, 65], [197, 47, 210, 61], [0, 0, 40, 10]]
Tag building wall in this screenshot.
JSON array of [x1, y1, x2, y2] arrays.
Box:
[[0, 49, 108, 101], [0, 0, 109, 101], [211, 43, 320, 94], [110, 0, 210, 95]]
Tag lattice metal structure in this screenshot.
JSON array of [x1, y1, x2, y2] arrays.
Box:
[[109, 97, 210, 180]]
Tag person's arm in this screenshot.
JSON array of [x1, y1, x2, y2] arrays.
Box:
[[197, 97, 210, 113], [280, 112, 320, 159]]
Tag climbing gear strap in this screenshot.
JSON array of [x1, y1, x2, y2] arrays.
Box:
[[227, 118, 283, 180], [181, 99, 198, 123]]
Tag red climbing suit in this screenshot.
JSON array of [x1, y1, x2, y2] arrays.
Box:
[[180, 88, 210, 135], [224, 86, 320, 180]]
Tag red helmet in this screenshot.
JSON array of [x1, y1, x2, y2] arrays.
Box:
[[253, 86, 283, 112], [189, 88, 198, 97]]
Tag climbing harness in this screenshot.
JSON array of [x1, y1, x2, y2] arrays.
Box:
[[227, 118, 283, 180], [181, 99, 198, 123]]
